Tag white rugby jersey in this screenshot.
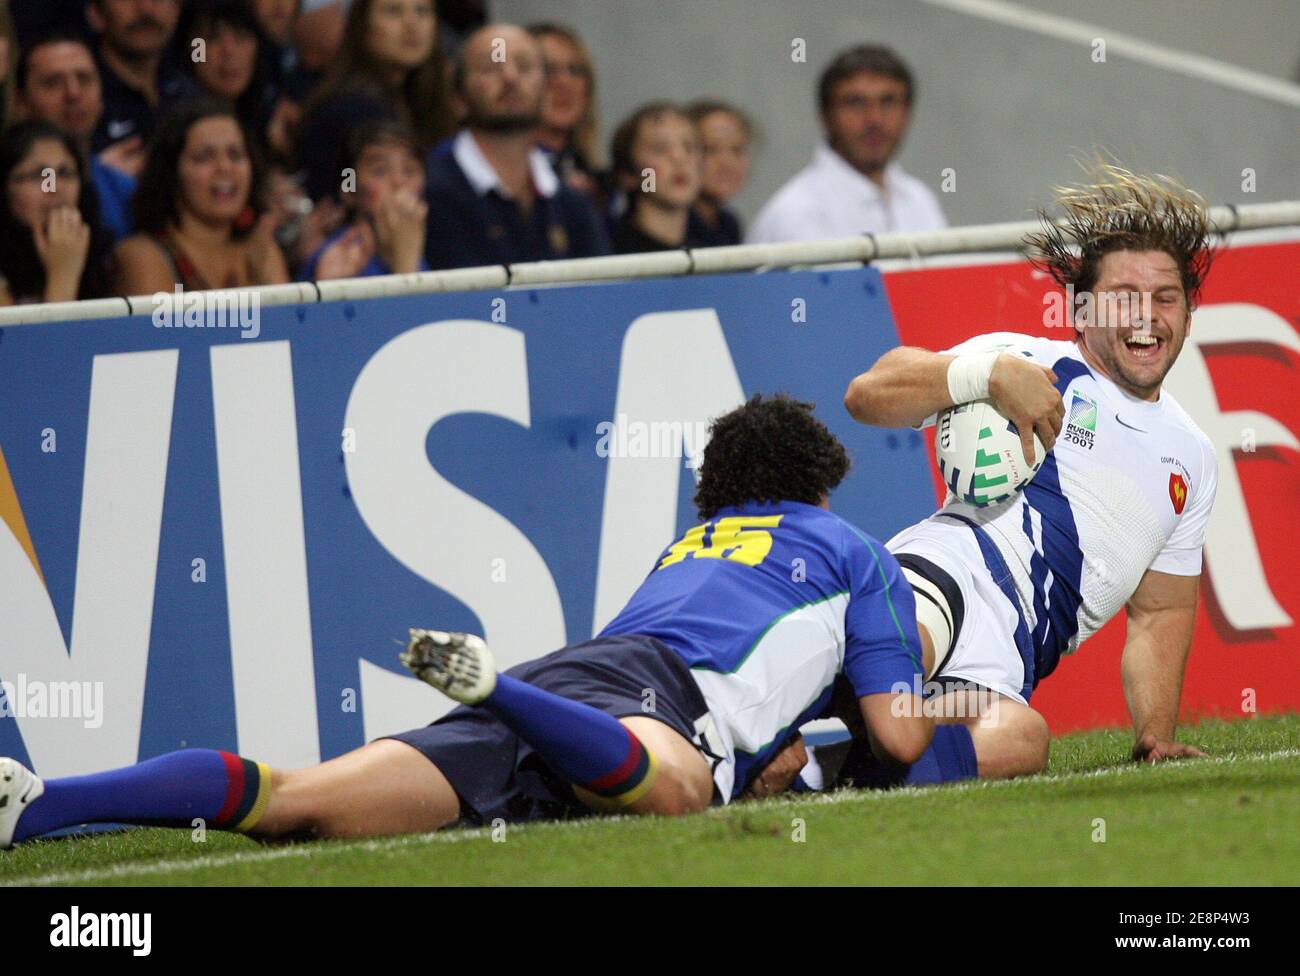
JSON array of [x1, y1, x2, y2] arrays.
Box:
[[891, 331, 1218, 690]]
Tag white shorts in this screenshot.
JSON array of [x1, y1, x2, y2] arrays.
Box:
[[886, 519, 1032, 705]]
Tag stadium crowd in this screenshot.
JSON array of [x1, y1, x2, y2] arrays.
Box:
[[0, 0, 948, 305]]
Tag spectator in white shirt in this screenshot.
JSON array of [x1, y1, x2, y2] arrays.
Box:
[[747, 45, 946, 244]]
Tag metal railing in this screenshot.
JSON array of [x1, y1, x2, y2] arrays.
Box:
[[1, 199, 1297, 327]]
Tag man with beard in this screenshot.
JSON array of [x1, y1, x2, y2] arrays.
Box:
[[423, 23, 609, 270], [747, 44, 946, 244], [86, 0, 190, 157], [839, 162, 1218, 787]]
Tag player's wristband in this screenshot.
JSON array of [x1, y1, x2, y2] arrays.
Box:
[[946, 351, 1001, 405]]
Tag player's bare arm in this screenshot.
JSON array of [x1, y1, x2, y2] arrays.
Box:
[[844, 346, 1066, 462], [861, 691, 932, 766], [843, 346, 958, 428], [750, 677, 933, 799], [1122, 568, 1208, 763], [744, 733, 808, 799]]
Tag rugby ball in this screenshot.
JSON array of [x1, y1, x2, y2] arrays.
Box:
[[935, 399, 1046, 507]]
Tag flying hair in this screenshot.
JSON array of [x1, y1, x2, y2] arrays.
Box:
[[1023, 156, 1216, 310]]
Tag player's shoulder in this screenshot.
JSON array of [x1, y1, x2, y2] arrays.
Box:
[[1158, 388, 1218, 474], [946, 330, 1072, 361], [782, 501, 856, 542], [825, 512, 899, 582]]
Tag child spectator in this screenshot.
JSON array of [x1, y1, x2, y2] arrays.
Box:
[[295, 0, 453, 203], [298, 119, 428, 279], [610, 102, 706, 254], [687, 100, 753, 247]]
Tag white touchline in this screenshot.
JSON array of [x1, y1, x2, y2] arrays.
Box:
[[4, 749, 1296, 887], [917, 0, 1300, 108]]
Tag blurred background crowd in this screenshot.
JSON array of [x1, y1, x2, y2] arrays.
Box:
[[0, 0, 1294, 307], [0, 0, 953, 305]]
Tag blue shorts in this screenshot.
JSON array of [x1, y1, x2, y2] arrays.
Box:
[[381, 634, 714, 826]]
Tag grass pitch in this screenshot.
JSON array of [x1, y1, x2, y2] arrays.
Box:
[[2, 714, 1296, 886]]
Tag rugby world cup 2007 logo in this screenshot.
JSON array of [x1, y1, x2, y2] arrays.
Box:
[[1063, 392, 1097, 450]]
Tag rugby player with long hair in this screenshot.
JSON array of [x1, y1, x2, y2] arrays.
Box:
[[842, 161, 1218, 785]]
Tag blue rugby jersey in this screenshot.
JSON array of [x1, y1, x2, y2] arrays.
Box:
[[599, 499, 922, 799]]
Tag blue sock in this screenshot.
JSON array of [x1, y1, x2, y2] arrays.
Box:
[[482, 673, 659, 810], [903, 725, 979, 786], [15, 749, 271, 843], [838, 725, 978, 788]]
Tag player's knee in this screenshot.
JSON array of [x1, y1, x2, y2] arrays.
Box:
[[613, 716, 714, 817], [971, 703, 1049, 779], [635, 762, 712, 816], [1013, 708, 1050, 775]]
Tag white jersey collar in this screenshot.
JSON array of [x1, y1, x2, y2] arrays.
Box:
[[454, 129, 560, 200]]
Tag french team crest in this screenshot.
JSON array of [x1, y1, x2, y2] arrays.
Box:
[[1169, 472, 1188, 514]]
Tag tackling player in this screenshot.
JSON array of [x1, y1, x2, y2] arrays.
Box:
[[841, 162, 1218, 785], [1, 394, 930, 847]]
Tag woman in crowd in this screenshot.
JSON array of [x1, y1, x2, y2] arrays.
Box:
[[0, 120, 111, 304], [177, 1, 331, 273], [687, 99, 753, 247], [111, 97, 289, 294], [528, 22, 605, 205], [295, 0, 454, 203], [174, 0, 278, 160], [298, 119, 428, 280], [609, 102, 706, 255]]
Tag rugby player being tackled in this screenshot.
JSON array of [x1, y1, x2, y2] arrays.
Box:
[[841, 161, 1218, 786]]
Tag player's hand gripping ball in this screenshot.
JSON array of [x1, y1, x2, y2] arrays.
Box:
[[935, 399, 1046, 507]]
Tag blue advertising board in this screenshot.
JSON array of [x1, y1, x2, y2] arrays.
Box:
[[0, 268, 935, 775]]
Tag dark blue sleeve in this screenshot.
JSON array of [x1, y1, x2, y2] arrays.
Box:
[[839, 521, 924, 697]]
